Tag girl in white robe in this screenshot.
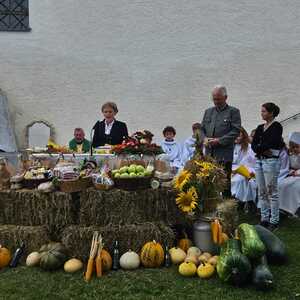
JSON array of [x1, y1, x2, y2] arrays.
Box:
[[279, 132, 300, 215], [231, 128, 257, 202], [160, 126, 182, 169]]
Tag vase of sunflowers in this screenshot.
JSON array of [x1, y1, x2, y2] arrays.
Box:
[[174, 157, 227, 217]]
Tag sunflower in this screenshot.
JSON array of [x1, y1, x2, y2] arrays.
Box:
[[176, 187, 198, 213], [174, 170, 192, 190]]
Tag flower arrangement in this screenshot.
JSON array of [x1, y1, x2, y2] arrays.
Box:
[[112, 130, 163, 156], [174, 158, 227, 214], [174, 129, 227, 215]]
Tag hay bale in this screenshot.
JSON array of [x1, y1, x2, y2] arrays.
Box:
[[62, 222, 175, 261], [79, 188, 187, 227], [0, 225, 50, 259], [0, 190, 76, 238]]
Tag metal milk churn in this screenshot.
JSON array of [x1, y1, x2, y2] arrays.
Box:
[[193, 218, 217, 254]]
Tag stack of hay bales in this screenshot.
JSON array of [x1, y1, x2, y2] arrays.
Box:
[[0, 188, 184, 259]]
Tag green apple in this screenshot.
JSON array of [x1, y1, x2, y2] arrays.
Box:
[[137, 172, 144, 177], [144, 170, 152, 176], [136, 165, 145, 173], [128, 164, 136, 173], [120, 172, 130, 178], [129, 172, 137, 177], [114, 172, 121, 178], [119, 166, 129, 174], [112, 169, 119, 175]]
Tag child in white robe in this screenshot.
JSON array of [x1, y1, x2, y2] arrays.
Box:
[[160, 126, 182, 170], [231, 127, 257, 202], [181, 123, 202, 168], [279, 132, 300, 215]]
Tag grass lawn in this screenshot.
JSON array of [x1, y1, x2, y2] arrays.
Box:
[[1, 214, 300, 300]]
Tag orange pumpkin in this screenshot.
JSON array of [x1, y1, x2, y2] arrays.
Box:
[[178, 232, 192, 252], [100, 249, 112, 272], [0, 245, 12, 269], [140, 240, 164, 268]]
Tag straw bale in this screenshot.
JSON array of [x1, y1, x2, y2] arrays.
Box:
[[62, 222, 175, 261]]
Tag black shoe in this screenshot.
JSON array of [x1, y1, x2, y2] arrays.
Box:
[[259, 221, 269, 228], [268, 223, 279, 232]]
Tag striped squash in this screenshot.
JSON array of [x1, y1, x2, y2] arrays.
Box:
[[140, 240, 164, 268]]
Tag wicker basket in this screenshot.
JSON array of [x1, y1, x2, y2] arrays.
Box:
[[93, 182, 113, 191], [58, 177, 92, 193], [22, 178, 51, 189], [114, 176, 152, 191]]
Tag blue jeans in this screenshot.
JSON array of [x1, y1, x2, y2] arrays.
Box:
[[255, 158, 280, 224]]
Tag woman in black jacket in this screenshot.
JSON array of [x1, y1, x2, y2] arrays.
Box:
[[251, 102, 285, 231], [92, 102, 128, 147]]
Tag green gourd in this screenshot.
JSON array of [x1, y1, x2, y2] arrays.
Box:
[[238, 223, 266, 259], [217, 239, 251, 286], [39, 242, 68, 271], [254, 225, 287, 264], [252, 255, 274, 290]]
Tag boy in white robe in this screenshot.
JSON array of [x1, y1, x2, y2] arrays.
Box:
[[181, 123, 202, 168], [279, 132, 300, 215], [160, 126, 182, 170]]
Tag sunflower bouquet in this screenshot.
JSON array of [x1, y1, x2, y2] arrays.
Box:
[[174, 157, 227, 215]]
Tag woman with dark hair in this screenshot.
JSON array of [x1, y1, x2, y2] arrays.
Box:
[[251, 102, 286, 231], [231, 127, 256, 203], [92, 102, 128, 147]]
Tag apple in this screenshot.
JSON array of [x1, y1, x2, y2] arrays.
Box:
[[144, 170, 152, 176], [129, 172, 137, 177], [119, 166, 129, 174], [112, 169, 119, 175], [128, 164, 136, 173], [136, 165, 145, 173], [114, 172, 121, 178], [120, 173, 130, 178]]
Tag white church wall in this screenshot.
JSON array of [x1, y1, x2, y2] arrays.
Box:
[[0, 0, 300, 148]]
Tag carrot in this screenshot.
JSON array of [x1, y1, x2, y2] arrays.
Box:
[[211, 220, 219, 244], [217, 221, 223, 245], [96, 235, 104, 277], [85, 258, 95, 282], [85, 232, 99, 282]]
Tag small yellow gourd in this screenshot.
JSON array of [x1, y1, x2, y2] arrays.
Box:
[[169, 247, 186, 265], [184, 255, 199, 266], [179, 262, 197, 277], [208, 255, 219, 266], [197, 262, 215, 279]]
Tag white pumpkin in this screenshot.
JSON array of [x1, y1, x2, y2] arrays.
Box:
[[120, 250, 140, 270], [26, 252, 41, 267], [64, 258, 83, 273], [169, 247, 186, 265], [187, 246, 202, 257]]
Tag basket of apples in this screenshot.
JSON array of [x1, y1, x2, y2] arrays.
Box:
[[111, 163, 154, 190]]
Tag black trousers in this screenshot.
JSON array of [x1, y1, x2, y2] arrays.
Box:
[[219, 161, 232, 198]]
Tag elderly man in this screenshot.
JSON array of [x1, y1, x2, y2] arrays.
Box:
[[69, 128, 91, 153], [202, 85, 241, 197]]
